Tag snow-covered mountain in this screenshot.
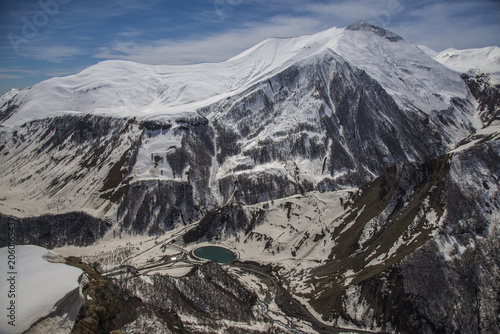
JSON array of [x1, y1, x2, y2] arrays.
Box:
[[2, 21, 470, 126], [0, 21, 475, 220], [435, 46, 500, 127], [435, 46, 500, 85], [0, 22, 499, 333]]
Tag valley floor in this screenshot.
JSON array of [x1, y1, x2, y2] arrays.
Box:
[[53, 216, 382, 334]]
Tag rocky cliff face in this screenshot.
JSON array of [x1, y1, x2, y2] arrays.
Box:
[[204, 50, 467, 198], [305, 135, 500, 333], [461, 72, 500, 127]]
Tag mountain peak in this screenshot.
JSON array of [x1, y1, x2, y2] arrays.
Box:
[[345, 21, 403, 42], [345, 20, 372, 30]]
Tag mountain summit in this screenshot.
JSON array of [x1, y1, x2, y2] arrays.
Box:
[[345, 20, 403, 42]]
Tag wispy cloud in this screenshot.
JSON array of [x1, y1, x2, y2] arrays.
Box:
[[60, 0, 162, 20], [299, 0, 388, 22], [0, 68, 41, 78], [389, 0, 500, 50], [94, 15, 321, 65], [17, 45, 85, 63], [0, 73, 23, 79], [44, 66, 88, 77], [117, 30, 146, 38]]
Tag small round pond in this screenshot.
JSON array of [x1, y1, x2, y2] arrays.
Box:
[[193, 246, 237, 263]]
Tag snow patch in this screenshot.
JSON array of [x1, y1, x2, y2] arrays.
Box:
[[0, 245, 83, 334]]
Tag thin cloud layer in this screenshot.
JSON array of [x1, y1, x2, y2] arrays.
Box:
[[94, 16, 321, 65]]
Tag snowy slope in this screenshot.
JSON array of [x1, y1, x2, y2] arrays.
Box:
[[435, 46, 500, 85], [435, 46, 500, 127], [0, 245, 83, 334], [417, 45, 438, 58], [1, 21, 471, 127], [336, 22, 469, 114]]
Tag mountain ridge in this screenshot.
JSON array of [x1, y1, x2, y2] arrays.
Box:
[[1, 21, 471, 128]]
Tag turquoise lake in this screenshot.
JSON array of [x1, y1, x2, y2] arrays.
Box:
[[193, 246, 236, 263]]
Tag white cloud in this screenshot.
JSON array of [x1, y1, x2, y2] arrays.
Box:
[[94, 15, 322, 65], [0, 73, 22, 79], [18, 45, 84, 63], [389, 0, 500, 50], [0, 68, 41, 78]]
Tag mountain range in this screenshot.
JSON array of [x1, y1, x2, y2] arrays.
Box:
[[0, 21, 499, 334]]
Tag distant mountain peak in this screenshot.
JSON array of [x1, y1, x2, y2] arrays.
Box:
[[435, 46, 500, 85]]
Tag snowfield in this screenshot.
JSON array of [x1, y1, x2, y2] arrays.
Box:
[[0, 245, 83, 334], [435, 46, 500, 85]]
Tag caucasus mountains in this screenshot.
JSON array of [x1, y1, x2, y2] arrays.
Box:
[[0, 21, 499, 333]]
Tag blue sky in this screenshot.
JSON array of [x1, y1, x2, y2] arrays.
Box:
[[1, 0, 499, 95]]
